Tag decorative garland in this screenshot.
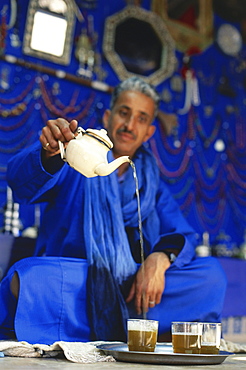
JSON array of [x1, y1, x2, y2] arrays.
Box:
[[150, 137, 191, 179], [179, 192, 195, 214], [39, 77, 98, 122], [0, 130, 35, 154], [0, 76, 35, 104], [194, 115, 222, 148]]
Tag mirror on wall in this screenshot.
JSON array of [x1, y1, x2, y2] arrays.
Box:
[[23, 0, 75, 65], [103, 6, 176, 86]]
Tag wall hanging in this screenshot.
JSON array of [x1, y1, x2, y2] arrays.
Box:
[[102, 5, 176, 86]]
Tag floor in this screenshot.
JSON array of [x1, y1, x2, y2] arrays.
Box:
[[1, 353, 246, 369]]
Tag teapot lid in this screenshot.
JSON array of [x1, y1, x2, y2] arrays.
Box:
[[86, 128, 113, 149]]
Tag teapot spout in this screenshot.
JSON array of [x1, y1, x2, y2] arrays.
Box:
[[95, 156, 131, 176]]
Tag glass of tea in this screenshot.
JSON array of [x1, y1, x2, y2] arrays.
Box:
[[200, 322, 222, 354], [172, 322, 202, 354], [127, 319, 159, 352]]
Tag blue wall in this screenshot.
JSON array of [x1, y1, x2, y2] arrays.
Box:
[[1, 0, 246, 253]]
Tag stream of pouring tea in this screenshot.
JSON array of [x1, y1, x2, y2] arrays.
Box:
[[130, 160, 147, 320]]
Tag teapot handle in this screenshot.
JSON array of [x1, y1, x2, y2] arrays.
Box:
[[58, 126, 86, 162], [58, 141, 66, 161]]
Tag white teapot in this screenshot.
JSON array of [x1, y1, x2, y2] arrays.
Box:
[[59, 127, 130, 178]]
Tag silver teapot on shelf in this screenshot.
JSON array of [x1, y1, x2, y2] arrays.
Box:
[[59, 127, 130, 178]]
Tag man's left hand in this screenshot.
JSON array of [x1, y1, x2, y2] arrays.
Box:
[[125, 252, 171, 315]]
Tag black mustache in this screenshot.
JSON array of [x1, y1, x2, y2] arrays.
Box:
[[117, 127, 136, 139]]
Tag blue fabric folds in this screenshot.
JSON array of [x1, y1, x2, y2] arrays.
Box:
[[84, 146, 160, 340]]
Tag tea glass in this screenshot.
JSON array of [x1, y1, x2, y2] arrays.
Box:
[[172, 322, 202, 354], [200, 322, 222, 354], [127, 319, 159, 352]]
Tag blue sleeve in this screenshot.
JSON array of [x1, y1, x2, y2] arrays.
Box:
[[153, 177, 197, 267], [7, 142, 64, 204]]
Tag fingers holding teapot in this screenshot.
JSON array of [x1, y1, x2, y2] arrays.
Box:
[[46, 118, 78, 145], [40, 118, 78, 154]]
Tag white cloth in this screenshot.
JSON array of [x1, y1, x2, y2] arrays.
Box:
[[220, 339, 246, 353], [0, 340, 116, 363]]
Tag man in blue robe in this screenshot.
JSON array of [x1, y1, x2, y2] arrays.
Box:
[[0, 77, 227, 344]]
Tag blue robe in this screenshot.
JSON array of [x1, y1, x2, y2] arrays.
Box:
[[0, 141, 227, 343]]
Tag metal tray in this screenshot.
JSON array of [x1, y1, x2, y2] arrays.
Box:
[[97, 343, 233, 365]]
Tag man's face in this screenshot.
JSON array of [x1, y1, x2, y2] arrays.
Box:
[[103, 90, 156, 158]]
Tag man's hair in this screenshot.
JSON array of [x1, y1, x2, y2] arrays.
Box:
[[110, 76, 160, 117]]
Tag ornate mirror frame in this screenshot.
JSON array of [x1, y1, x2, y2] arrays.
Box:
[[102, 6, 176, 86], [151, 0, 214, 52], [23, 0, 75, 65]]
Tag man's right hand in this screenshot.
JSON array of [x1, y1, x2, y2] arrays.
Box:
[[39, 118, 78, 158]]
